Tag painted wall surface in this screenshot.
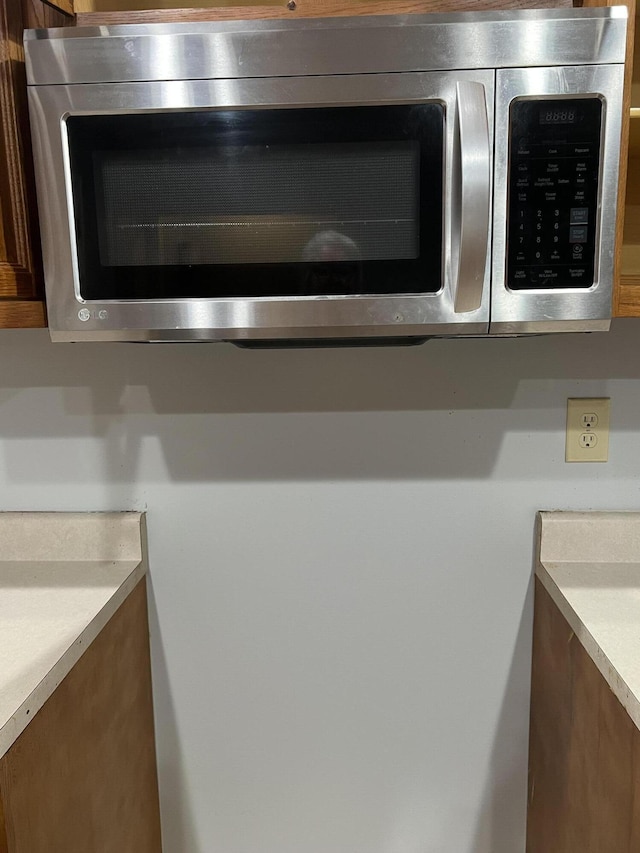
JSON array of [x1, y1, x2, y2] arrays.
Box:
[[2, 321, 640, 852]]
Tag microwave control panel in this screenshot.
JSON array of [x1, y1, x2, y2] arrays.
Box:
[[506, 97, 602, 290]]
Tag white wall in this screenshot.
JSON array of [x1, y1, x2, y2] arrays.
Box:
[[3, 320, 640, 852]]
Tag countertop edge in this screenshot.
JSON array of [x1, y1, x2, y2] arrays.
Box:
[[535, 561, 640, 731], [0, 511, 148, 759], [0, 558, 146, 759], [536, 510, 640, 733]]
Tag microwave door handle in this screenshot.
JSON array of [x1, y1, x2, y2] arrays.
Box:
[[453, 80, 491, 313]]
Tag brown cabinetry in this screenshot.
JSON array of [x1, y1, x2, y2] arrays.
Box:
[[527, 578, 640, 852], [0, 0, 72, 329], [0, 579, 162, 853], [619, 3, 640, 314]]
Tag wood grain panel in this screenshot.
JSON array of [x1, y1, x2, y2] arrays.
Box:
[[0, 299, 46, 327], [631, 732, 640, 851], [0, 797, 9, 853], [22, 0, 73, 25], [42, 0, 74, 16], [0, 0, 71, 326], [580, 0, 635, 318], [527, 578, 640, 853], [0, 0, 71, 295], [0, 0, 40, 300], [617, 282, 640, 314], [0, 579, 162, 853], [78, 0, 573, 24]]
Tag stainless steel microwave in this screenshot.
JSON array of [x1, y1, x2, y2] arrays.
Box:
[[25, 7, 627, 344]]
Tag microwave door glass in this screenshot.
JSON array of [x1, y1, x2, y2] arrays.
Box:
[[66, 105, 444, 300]]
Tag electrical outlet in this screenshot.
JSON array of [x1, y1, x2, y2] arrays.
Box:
[[566, 398, 610, 462]]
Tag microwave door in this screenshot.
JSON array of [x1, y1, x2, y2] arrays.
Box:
[[27, 71, 492, 343], [490, 64, 624, 335]]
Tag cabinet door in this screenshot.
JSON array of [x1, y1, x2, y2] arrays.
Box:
[[527, 578, 640, 852], [0, 0, 72, 329], [580, 0, 640, 316], [0, 580, 161, 853], [617, 1, 640, 315]]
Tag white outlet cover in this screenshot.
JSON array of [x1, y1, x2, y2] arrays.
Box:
[[566, 398, 610, 463]]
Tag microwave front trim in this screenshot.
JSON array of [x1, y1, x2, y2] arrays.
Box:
[[24, 8, 627, 86]]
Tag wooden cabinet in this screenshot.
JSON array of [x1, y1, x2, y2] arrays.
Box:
[[527, 578, 640, 852], [619, 4, 640, 315], [73, 0, 576, 20], [0, 0, 72, 329], [0, 579, 162, 853], [528, 512, 640, 853], [569, 0, 638, 318]]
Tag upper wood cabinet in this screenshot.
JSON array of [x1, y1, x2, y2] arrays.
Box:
[[619, 2, 640, 315], [0, 0, 72, 330]]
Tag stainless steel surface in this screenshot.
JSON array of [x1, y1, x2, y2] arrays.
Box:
[[24, 8, 627, 342], [453, 81, 490, 314], [28, 71, 493, 342], [489, 64, 624, 335], [25, 8, 627, 86]]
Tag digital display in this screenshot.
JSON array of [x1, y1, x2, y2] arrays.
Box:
[[540, 107, 578, 125]]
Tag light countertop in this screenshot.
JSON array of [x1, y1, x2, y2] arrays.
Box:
[[537, 511, 640, 731], [0, 512, 146, 758]]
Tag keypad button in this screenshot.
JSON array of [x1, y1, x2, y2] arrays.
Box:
[[570, 226, 588, 243], [570, 207, 589, 225], [568, 266, 588, 283], [542, 144, 571, 158], [534, 269, 558, 287]]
